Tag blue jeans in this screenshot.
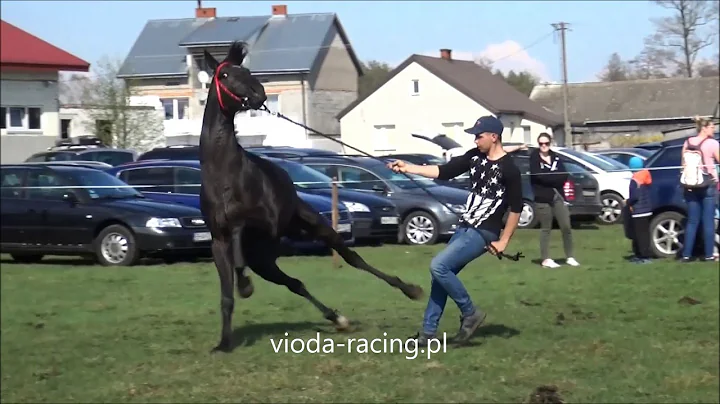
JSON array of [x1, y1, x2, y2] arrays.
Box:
[[422, 224, 498, 335], [682, 185, 718, 258]]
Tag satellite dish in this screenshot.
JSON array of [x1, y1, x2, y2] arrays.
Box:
[[197, 70, 210, 84]]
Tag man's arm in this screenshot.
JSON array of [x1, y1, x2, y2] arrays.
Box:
[[388, 150, 473, 180], [489, 162, 523, 254]]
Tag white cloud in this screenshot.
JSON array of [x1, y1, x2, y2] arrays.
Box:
[[421, 40, 552, 81]]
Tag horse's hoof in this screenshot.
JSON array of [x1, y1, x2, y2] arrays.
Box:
[[211, 341, 232, 353], [334, 315, 350, 331], [403, 284, 424, 300], [238, 284, 254, 299]]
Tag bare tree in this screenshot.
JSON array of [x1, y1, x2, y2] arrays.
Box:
[[627, 33, 676, 79], [62, 56, 164, 151], [473, 55, 495, 72], [598, 52, 632, 81], [649, 0, 719, 77]]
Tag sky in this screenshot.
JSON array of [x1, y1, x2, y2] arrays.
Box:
[[0, 0, 708, 83]]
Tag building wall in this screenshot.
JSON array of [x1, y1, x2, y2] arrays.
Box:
[[581, 120, 697, 149], [0, 71, 61, 163], [339, 62, 552, 156]]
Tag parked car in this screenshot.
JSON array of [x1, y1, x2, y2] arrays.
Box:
[[266, 157, 401, 242], [524, 146, 632, 225], [278, 155, 471, 245], [383, 140, 603, 228], [0, 163, 212, 266], [642, 133, 720, 258], [246, 146, 340, 158], [593, 148, 655, 166], [25, 140, 137, 167], [137, 145, 339, 161], [104, 160, 355, 251]]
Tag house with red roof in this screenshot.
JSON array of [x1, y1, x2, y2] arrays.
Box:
[[1, 19, 90, 163]]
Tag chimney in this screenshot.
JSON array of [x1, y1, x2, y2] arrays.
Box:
[[440, 49, 452, 61], [272, 4, 287, 16], [195, 7, 216, 18]]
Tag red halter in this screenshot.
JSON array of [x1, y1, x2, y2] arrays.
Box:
[[214, 61, 246, 112]]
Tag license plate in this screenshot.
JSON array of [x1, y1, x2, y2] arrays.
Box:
[[582, 191, 595, 197], [381, 216, 399, 224], [193, 232, 211, 242], [336, 223, 351, 233]]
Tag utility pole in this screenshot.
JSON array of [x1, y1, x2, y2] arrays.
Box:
[[552, 22, 572, 148]]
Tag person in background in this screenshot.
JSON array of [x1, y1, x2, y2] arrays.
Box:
[[625, 156, 653, 263], [680, 116, 719, 262], [529, 133, 579, 268]]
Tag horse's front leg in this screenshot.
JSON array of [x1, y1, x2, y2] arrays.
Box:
[[211, 238, 236, 353], [232, 225, 253, 298]]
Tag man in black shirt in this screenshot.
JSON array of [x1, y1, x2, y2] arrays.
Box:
[[387, 115, 523, 345]]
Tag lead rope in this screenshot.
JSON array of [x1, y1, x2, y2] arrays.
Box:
[[259, 104, 523, 261]]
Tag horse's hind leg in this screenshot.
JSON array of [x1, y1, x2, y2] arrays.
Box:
[[294, 200, 424, 300], [210, 238, 236, 352], [246, 238, 349, 330], [232, 225, 253, 298]]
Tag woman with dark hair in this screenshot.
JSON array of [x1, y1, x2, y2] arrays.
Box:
[[529, 133, 578, 268]]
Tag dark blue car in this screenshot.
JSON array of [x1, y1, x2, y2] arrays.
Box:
[[642, 132, 719, 258], [104, 160, 355, 251]]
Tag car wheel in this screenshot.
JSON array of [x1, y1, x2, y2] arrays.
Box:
[[94, 224, 140, 266], [10, 253, 44, 263], [649, 211, 685, 258], [597, 192, 623, 225], [402, 211, 439, 245], [518, 200, 538, 228]]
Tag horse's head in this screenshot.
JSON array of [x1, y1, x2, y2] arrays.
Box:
[[204, 41, 267, 113]]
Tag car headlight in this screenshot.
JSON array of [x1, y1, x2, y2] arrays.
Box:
[[444, 203, 466, 213], [146, 217, 182, 228], [342, 201, 370, 212]]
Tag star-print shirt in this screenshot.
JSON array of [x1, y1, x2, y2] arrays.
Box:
[[436, 148, 523, 236]]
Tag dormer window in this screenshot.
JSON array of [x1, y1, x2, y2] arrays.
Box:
[[411, 79, 419, 96]]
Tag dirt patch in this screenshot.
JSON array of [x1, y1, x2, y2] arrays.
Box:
[[520, 299, 541, 307], [555, 307, 597, 326], [527, 385, 564, 404], [677, 296, 702, 305]]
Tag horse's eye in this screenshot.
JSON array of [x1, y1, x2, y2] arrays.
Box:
[[222, 73, 228, 78]]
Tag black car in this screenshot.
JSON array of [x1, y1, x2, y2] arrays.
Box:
[[0, 163, 211, 266], [25, 139, 137, 167], [267, 157, 401, 242], [279, 155, 471, 245]]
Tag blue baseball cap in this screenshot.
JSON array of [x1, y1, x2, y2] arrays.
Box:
[[464, 115, 504, 137]]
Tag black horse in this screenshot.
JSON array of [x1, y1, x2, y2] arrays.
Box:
[[198, 41, 424, 352]]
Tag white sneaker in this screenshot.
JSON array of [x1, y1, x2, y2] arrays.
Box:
[[542, 259, 561, 268], [565, 257, 580, 266]]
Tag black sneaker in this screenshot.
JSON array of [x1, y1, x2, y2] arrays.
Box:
[[451, 310, 486, 343]]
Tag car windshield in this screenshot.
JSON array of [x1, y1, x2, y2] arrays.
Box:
[[25, 152, 75, 162], [591, 153, 629, 170], [369, 161, 437, 189], [562, 149, 620, 172], [68, 169, 143, 199], [277, 161, 344, 190]]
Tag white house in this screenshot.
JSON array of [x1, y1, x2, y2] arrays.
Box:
[[116, 4, 363, 150], [336, 49, 564, 156], [0, 19, 90, 163]]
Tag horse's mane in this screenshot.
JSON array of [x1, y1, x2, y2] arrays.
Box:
[[227, 41, 249, 65]]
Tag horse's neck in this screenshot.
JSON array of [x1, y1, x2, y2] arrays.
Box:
[[199, 111, 247, 165]]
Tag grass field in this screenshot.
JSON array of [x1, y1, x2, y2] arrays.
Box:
[[1, 226, 718, 403]]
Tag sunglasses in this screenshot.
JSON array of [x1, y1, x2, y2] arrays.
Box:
[[538, 142, 550, 146]]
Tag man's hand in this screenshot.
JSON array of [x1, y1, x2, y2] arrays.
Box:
[[387, 160, 410, 173], [487, 239, 508, 256]]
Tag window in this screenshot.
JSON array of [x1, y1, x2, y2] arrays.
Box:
[[411, 79, 419, 95], [81, 151, 135, 166], [120, 167, 174, 193], [26, 170, 65, 201], [2, 107, 42, 130], [306, 164, 338, 180], [238, 94, 278, 118], [174, 167, 201, 195], [522, 125, 532, 144], [372, 124, 395, 153], [160, 98, 190, 120], [61, 119, 71, 138], [1, 167, 25, 199], [0, 107, 5, 129], [336, 166, 384, 191]]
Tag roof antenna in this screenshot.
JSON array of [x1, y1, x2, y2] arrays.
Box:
[[197, 0, 202, 8]]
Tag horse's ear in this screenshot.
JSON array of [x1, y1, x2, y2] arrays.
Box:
[[204, 50, 219, 73], [227, 41, 248, 65]]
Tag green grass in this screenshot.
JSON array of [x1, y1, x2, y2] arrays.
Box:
[[1, 226, 718, 403]]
